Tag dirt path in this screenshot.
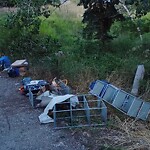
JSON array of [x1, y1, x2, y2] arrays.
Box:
[[0, 74, 85, 150]]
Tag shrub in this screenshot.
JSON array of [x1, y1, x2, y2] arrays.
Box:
[[0, 0, 17, 7]]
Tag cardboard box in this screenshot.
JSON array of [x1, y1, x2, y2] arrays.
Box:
[[11, 59, 29, 76], [11, 59, 28, 67]]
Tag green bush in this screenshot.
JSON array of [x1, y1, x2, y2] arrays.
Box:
[[139, 13, 150, 33], [0, 0, 17, 7], [40, 13, 82, 52], [0, 14, 10, 51]]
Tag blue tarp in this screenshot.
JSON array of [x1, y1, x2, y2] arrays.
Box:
[[0, 56, 11, 69]]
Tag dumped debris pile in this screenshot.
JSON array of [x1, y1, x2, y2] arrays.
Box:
[[1, 55, 150, 129], [0, 55, 29, 77], [19, 77, 107, 128], [18, 77, 150, 129]]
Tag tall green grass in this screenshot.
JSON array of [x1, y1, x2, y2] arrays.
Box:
[[39, 12, 82, 52], [0, 13, 11, 51]]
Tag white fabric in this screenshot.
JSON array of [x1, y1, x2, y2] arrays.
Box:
[[70, 96, 79, 107], [39, 113, 54, 123], [39, 94, 79, 124]]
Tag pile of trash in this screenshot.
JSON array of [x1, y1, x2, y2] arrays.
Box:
[[20, 77, 86, 126], [18, 76, 107, 128], [20, 77, 72, 106], [1, 55, 149, 129], [0, 54, 28, 77]]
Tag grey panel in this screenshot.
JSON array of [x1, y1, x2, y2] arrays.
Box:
[[90, 80, 150, 121], [53, 95, 107, 129], [137, 102, 150, 120], [83, 96, 91, 124], [102, 85, 118, 104], [90, 81, 105, 97], [29, 89, 34, 107], [127, 99, 143, 117], [100, 101, 107, 123], [121, 95, 135, 113], [112, 90, 127, 109]]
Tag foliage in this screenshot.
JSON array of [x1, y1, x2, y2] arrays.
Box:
[[78, 0, 125, 41], [0, 0, 17, 7], [5, 0, 50, 33], [0, 0, 61, 7], [1, 0, 62, 58], [78, 0, 150, 41], [0, 14, 10, 51], [7, 34, 61, 58], [129, 0, 150, 17], [110, 12, 150, 37], [140, 12, 150, 32], [39, 13, 82, 52]]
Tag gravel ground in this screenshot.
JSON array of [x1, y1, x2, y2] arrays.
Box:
[[0, 74, 86, 150]]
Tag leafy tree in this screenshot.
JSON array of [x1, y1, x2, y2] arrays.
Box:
[[4, 0, 61, 58], [5, 0, 59, 30], [0, 0, 17, 7], [78, 0, 150, 41]]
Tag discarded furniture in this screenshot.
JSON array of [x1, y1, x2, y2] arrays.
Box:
[[27, 78, 72, 108], [21, 78, 48, 96], [90, 80, 150, 121], [29, 88, 35, 107], [39, 94, 78, 124], [11, 59, 28, 67], [29, 89, 54, 108], [52, 94, 107, 129], [11, 59, 29, 76], [32, 91, 107, 128]]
